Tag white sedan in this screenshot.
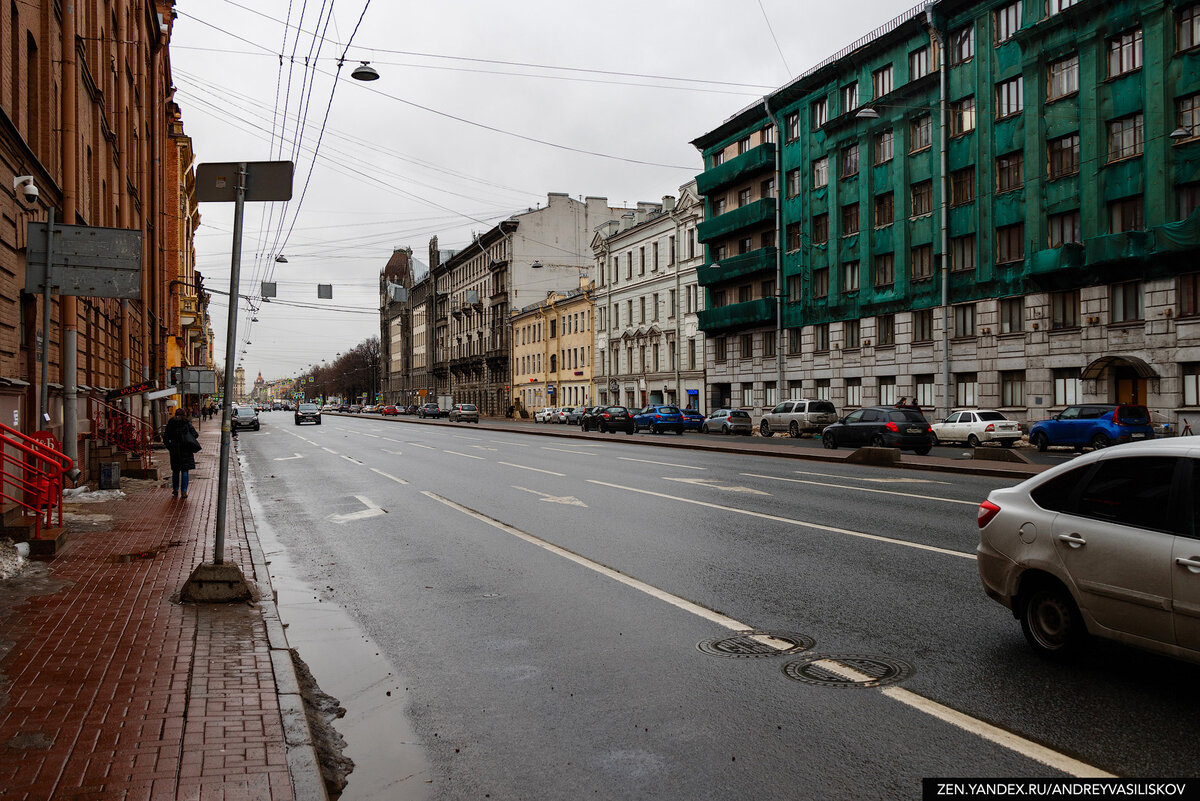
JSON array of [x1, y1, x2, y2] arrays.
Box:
[[534, 407, 558, 423], [930, 409, 1022, 447]]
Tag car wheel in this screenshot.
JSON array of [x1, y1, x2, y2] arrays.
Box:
[[316, 419, 321, 425], [676, 428, 684, 435], [967, 434, 981, 448], [701, 424, 709, 434], [1091, 433, 1111, 450], [870, 434, 886, 448], [930, 432, 940, 446], [788, 421, 800, 438], [652, 424, 661, 435], [1032, 432, 1048, 452], [625, 427, 634, 435], [760, 421, 773, 437], [600, 422, 608, 433], [822, 431, 837, 449], [912, 446, 931, 456], [722, 425, 731, 435], [1020, 579, 1086, 659]]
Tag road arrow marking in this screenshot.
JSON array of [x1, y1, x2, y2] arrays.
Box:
[[273, 453, 304, 461], [513, 485, 588, 507], [328, 495, 386, 524], [663, 476, 770, 495]]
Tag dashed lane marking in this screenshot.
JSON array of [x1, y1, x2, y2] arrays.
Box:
[[322, 447, 338, 454], [410, 443, 436, 450], [740, 473, 978, 506], [369, 467, 408, 485], [498, 461, 565, 477], [541, 447, 596, 456], [443, 450, 485, 460], [618, 457, 705, 470], [791, 469, 952, 485], [341, 455, 363, 464]]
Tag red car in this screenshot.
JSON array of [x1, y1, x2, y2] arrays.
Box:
[[381, 405, 399, 416]]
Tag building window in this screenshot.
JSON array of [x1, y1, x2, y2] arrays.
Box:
[[954, 304, 977, 338], [1049, 210, 1082, 246], [955, 373, 979, 406], [714, 337, 727, 361], [1000, 297, 1024, 333], [737, 189, 752, 209], [996, 223, 1024, 263], [1111, 281, 1143, 323], [1182, 184, 1200, 219], [950, 26, 974, 65], [812, 98, 828, 129], [741, 385, 755, 407], [844, 319, 861, 349], [814, 323, 830, 352], [910, 115, 932, 151], [739, 333, 754, 360], [914, 309, 935, 342], [788, 328, 802, 353], [874, 129, 894, 164], [877, 314, 895, 346], [712, 150, 725, 167], [763, 381, 777, 407], [738, 237, 754, 255], [951, 234, 976, 272], [911, 181, 932, 217], [812, 267, 829, 298], [997, 151, 1023, 191], [951, 167, 975, 205], [812, 213, 829, 245], [874, 192, 894, 227], [1048, 55, 1079, 101], [874, 253, 895, 288], [995, 2, 1022, 43], [950, 96, 976, 136], [915, 376, 935, 407], [1108, 114, 1144, 161], [784, 112, 800, 142], [842, 204, 860, 236], [878, 376, 897, 406], [843, 260, 860, 293], [1109, 196, 1145, 232], [873, 65, 893, 98], [737, 136, 752, 155], [786, 168, 803, 197], [996, 76, 1024, 118], [738, 284, 752, 304], [1048, 133, 1080, 178], [912, 244, 934, 280], [1177, 93, 1200, 141], [813, 156, 828, 188], [1184, 363, 1200, 406], [763, 124, 776, 144], [1054, 368, 1081, 405], [760, 177, 775, 200], [846, 377, 862, 407], [688, 338, 697, 369], [1051, 289, 1080, 329], [842, 82, 859, 112], [786, 274, 802, 303], [1180, 273, 1200, 317], [1049, 0, 1080, 13], [1180, 5, 1200, 52], [841, 143, 859, 178], [764, 332, 776, 358], [786, 222, 803, 252], [1108, 29, 1143, 77], [910, 46, 930, 80]]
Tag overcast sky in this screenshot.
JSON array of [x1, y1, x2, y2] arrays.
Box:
[[171, 0, 920, 383]]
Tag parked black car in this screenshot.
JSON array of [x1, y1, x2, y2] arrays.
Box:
[[821, 405, 933, 454], [583, 405, 635, 434], [418, 403, 442, 419]]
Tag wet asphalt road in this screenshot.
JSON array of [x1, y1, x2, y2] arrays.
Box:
[[238, 412, 1200, 800]]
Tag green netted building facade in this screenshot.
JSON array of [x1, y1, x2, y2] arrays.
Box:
[[691, 0, 1200, 427]]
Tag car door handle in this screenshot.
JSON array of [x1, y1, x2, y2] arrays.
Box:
[[1176, 557, 1200, 572], [1057, 534, 1087, 548]]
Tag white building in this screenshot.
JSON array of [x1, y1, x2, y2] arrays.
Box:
[[592, 183, 707, 410]]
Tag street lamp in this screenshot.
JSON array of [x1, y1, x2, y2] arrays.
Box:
[[351, 61, 380, 81], [1171, 126, 1195, 140]]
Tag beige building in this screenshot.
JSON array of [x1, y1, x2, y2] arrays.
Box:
[[511, 281, 595, 414]]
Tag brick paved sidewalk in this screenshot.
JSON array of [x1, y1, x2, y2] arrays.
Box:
[[0, 427, 326, 801]]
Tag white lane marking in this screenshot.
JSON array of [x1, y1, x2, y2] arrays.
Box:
[[513, 486, 588, 507], [663, 477, 770, 496], [541, 447, 597, 456], [359, 433, 381, 439], [443, 450, 485, 460], [381, 448, 404, 455], [340, 455, 363, 464], [618, 457, 705, 470], [329, 495, 386, 524], [410, 443, 436, 450], [793, 469, 952, 485], [273, 453, 304, 461], [322, 447, 339, 454], [425, 491, 1107, 778], [498, 461, 565, 477], [369, 467, 408, 485], [750, 634, 794, 650], [490, 440, 529, 447], [382, 437, 405, 443], [471, 445, 499, 452], [453, 435, 483, 441], [741, 473, 978, 507], [588, 480, 974, 560]]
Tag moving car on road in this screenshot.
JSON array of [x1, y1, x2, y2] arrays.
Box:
[[448, 403, 479, 423], [294, 402, 321, 425], [1027, 404, 1154, 452], [931, 409, 1022, 447], [821, 406, 933, 454], [701, 409, 752, 435], [633, 405, 685, 434], [232, 405, 260, 431], [976, 437, 1200, 665], [759, 399, 839, 438]]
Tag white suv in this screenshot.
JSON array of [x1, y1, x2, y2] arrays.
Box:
[[759, 399, 839, 438]]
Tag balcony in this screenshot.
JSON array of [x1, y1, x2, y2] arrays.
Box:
[[696, 247, 776, 286], [696, 143, 775, 196], [697, 298, 776, 333], [697, 197, 775, 244]]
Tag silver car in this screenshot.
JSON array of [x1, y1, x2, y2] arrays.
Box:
[[759, 398, 838, 438], [701, 409, 753, 435], [448, 403, 479, 423], [977, 437, 1200, 664]]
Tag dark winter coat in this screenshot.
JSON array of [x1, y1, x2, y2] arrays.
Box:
[[163, 416, 198, 472]]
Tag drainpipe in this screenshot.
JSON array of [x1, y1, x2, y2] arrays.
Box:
[[929, 9, 951, 418], [60, 1, 79, 478], [673, 213, 682, 406], [763, 96, 784, 407]]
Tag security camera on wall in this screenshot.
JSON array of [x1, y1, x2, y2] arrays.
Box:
[[13, 175, 38, 205]]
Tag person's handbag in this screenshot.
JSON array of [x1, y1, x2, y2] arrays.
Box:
[[183, 427, 202, 453]]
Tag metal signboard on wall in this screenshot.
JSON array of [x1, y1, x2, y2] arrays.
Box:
[[26, 223, 143, 298], [179, 368, 218, 395]]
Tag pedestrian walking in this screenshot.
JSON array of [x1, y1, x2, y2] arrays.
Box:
[[163, 408, 200, 499]]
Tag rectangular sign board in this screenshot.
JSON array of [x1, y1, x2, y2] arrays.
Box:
[[195, 161, 294, 203], [26, 223, 143, 298], [178, 368, 218, 395], [106, 380, 154, 401]]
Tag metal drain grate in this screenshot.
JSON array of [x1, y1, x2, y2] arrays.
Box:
[[781, 654, 912, 688], [697, 630, 815, 658]]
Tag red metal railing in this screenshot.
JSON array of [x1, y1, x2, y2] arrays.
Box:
[[88, 397, 154, 470], [0, 422, 72, 539]]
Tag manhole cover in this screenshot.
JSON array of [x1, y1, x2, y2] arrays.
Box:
[[781, 654, 912, 688], [698, 630, 815, 658]]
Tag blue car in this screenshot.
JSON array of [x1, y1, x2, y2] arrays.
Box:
[[633, 404, 685, 434], [1028, 403, 1154, 451], [680, 408, 705, 432]]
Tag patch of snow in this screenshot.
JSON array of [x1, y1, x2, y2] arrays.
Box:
[[63, 486, 126, 503]]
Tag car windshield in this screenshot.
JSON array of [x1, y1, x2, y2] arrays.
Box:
[[298, 404, 317, 411], [658, 406, 679, 414], [811, 401, 836, 414], [730, 410, 751, 419], [234, 408, 254, 416], [977, 411, 1007, 421], [461, 404, 477, 411]]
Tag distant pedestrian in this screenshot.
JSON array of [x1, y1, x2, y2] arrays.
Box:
[[163, 408, 199, 499]]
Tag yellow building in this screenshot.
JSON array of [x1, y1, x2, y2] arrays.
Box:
[[511, 282, 595, 415]]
